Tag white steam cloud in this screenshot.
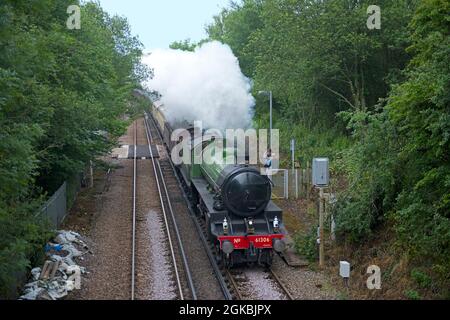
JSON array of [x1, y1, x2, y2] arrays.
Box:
[[142, 41, 254, 129]]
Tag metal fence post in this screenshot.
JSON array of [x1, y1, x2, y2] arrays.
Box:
[[285, 169, 289, 199], [319, 187, 325, 268]]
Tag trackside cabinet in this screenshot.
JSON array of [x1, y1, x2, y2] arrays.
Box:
[[312, 158, 329, 187]]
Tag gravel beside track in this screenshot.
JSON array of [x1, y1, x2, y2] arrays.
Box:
[[134, 158, 177, 300], [68, 158, 134, 299], [241, 269, 285, 300], [271, 254, 337, 300]]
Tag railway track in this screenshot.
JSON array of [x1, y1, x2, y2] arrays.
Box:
[[269, 268, 294, 300], [144, 112, 294, 301], [145, 113, 234, 300], [222, 266, 293, 300], [143, 116, 197, 300], [129, 118, 196, 300]]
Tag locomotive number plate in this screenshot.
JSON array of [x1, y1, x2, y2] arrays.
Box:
[[254, 237, 271, 243]]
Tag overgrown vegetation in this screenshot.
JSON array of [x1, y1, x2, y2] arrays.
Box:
[[200, 0, 449, 297], [294, 226, 318, 262], [335, 0, 449, 297], [206, 0, 416, 163], [0, 0, 147, 298]]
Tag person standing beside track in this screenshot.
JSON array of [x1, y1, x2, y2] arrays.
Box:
[[263, 148, 275, 180]]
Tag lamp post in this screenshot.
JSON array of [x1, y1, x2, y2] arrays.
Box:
[[258, 90, 273, 149]]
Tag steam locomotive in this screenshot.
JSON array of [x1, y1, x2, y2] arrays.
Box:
[[149, 103, 286, 268]]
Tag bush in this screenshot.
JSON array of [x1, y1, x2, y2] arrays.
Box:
[[294, 227, 318, 262], [333, 110, 400, 242], [404, 290, 421, 300], [411, 269, 432, 289], [0, 201, 52, 299]]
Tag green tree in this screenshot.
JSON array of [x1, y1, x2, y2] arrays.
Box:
[[207, 0, 416, 162], [169, 39, 197, 51], [388, 0, 450, 288], [335, 0, 449, 294], [0, 0, 147, 297], [206, 0, 264, 77]]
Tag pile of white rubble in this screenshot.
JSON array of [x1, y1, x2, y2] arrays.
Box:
[[20, 231, 89, 300]]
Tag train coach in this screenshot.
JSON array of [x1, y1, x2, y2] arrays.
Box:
[[149, 102, 286, 268]]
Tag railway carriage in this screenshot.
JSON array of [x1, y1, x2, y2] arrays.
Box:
[[149, 104, 286, 268]]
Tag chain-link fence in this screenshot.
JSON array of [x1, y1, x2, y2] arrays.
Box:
[[38, 182, 67, 228], [36, 169, 87, 229], [270, 168, 312, 200], [270, 169, 288, 199], [295, 168, 312, 199]]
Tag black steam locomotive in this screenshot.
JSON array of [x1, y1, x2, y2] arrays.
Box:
[[150, 105, 286, 268]]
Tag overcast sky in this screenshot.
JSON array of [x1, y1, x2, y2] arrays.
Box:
[[97, 0, 231, 50]]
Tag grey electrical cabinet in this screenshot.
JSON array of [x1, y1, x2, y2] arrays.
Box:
[[312, 158, 329, 186]]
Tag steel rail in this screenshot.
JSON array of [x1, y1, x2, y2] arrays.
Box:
[[269, 268, 294, 300], [144, 115, 197, 300], [131, 120, 137, 300], [225, 270, 243, 300], [143, 116, 185, 300]]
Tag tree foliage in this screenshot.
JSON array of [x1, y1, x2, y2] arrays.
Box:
[[336, 0, 449, 285], [207, 0, 449, 295], [169, 39, 197, 51], [0, 0, 147, 297], [207, 0, 417, 162]]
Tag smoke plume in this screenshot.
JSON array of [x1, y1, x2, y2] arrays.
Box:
[[142, 41, 254, 129]]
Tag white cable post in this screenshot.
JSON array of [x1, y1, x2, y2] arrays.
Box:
[[340, 261, 351, 288]]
